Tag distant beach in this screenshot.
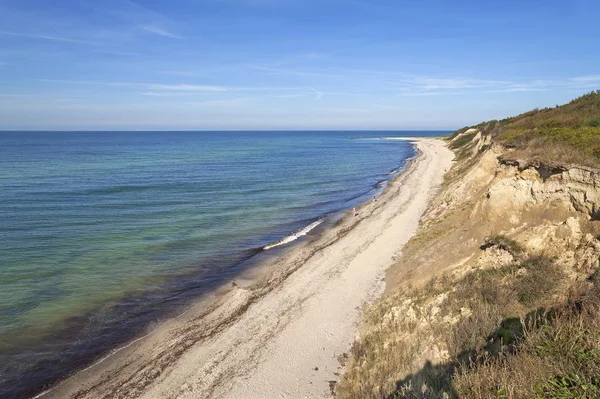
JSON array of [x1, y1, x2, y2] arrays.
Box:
[[37, 137, 454, 399]]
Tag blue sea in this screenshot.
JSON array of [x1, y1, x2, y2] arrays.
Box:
[[0, 130, 447, 398]]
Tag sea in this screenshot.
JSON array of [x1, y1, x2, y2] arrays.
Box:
[[0, 130, 448, 398]]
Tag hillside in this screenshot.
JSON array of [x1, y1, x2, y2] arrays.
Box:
[[336, 92, 600, 398], [454, 90, 600, 167]]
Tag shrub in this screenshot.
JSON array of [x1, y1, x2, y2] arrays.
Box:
[[585, 116, 600, 127], [452, 303, 600, 399], [483, 235, 523, 256], [446, 304, 503, 359], [513, 257, 564, 307], [453, 91, 600, 167], [450, 133, 477, 149]]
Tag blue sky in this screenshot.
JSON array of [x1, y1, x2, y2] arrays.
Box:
[[0, 0, 599, 130]]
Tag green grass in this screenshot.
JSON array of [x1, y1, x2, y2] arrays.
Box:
[[502, 126, 600, 160], [451, 91, 600, 167], [503, 91, 600, 130], [450, 133, 477, 149]]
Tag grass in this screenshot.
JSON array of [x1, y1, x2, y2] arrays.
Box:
[[499, 91, 600, 130], [450, 91, 600, 167], [500, 126, 600, 167], [449, 126, 472, 140], [452, 300, 600, 399], [482, 235, 523, 256], [450, 133, 477, 149], [513, 257, 563, 307], [337, 251, 571, 399], [410, 229, 447, 244]]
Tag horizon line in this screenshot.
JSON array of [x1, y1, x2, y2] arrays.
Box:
[[0, 128, 457, 132]]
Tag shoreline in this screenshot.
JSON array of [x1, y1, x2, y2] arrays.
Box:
[[38, 138, 453, 399]]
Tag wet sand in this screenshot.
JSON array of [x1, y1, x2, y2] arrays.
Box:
[[39, 138, 454, 399]]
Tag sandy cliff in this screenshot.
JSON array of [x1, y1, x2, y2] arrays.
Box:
[[338, 128, 600, 398]]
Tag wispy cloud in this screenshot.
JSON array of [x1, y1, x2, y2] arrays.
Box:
[[254, 63, 600, 97], [38, 78, 135, 87], [310, 88, 323, 100], [147, 83, 226, 91], [253, 65, 512, 94], [92, 49, 142, 57], [494, 86, 548, 93], [184, 99, 248, 107], [569, 75, 600, 89], [38, 79, 227, 92], [37, 79, 309, 96], [414, 77, 509, 90], [141, 91, 197, 97], [139, 24, 181, 39], [570, 75, 600, 82], [109, 1, 181, 39], [0, 30, 96, 45], [398, 91, 449, 97]]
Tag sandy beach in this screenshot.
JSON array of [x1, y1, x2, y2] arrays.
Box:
[[40, 138, 454, 399]]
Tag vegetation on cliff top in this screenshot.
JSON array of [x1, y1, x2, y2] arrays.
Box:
[[458, 91, 600, 167]]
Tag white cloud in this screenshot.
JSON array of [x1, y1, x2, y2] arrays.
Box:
[[497, 86, 548, 93], [139, 25, 181, 39], [184, 99, 248, 107], [310, 88, 323, 100], [398, 91, 447, 97], [147, 83, 227, 91], [570, 75, 600, 82], [0, 30, 96, 45]]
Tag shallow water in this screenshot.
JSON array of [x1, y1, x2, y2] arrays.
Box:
[[0, 130, 447, 398]]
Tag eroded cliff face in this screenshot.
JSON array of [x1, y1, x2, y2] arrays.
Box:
[[337, 132, 600, 399], [390, 131, 600, 285]]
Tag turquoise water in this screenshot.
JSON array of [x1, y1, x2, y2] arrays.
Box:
[[0, 130, 446, 398]]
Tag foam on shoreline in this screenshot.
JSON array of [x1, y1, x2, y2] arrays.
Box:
[[262, 219, 323, 250]]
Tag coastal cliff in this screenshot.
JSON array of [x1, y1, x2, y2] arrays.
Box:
[[337, 92, 600, 398]]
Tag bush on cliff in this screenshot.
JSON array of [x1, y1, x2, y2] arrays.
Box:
[[489, 91, 600, 167]]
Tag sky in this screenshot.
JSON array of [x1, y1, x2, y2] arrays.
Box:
[[0, 0, 599, 130]]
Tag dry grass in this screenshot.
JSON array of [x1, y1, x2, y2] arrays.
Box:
[[337, 251, 573, 399], [513, 257, 564, 307], [500, 132, 600, 168], [336, 290, 430, 399], [450, 91, 600, 168], [453, 301, 600, 399], [482, 235, 523, 256], [504, 91, 600, 130], [490, 91, 600, 167]]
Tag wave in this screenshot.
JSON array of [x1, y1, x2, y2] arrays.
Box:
[[263, 219, 323, 251]]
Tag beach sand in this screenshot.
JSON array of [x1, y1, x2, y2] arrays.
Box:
[[40, 138, 454, 399]]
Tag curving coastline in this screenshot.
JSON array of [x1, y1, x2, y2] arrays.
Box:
[[38, 138, 454, 399]]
